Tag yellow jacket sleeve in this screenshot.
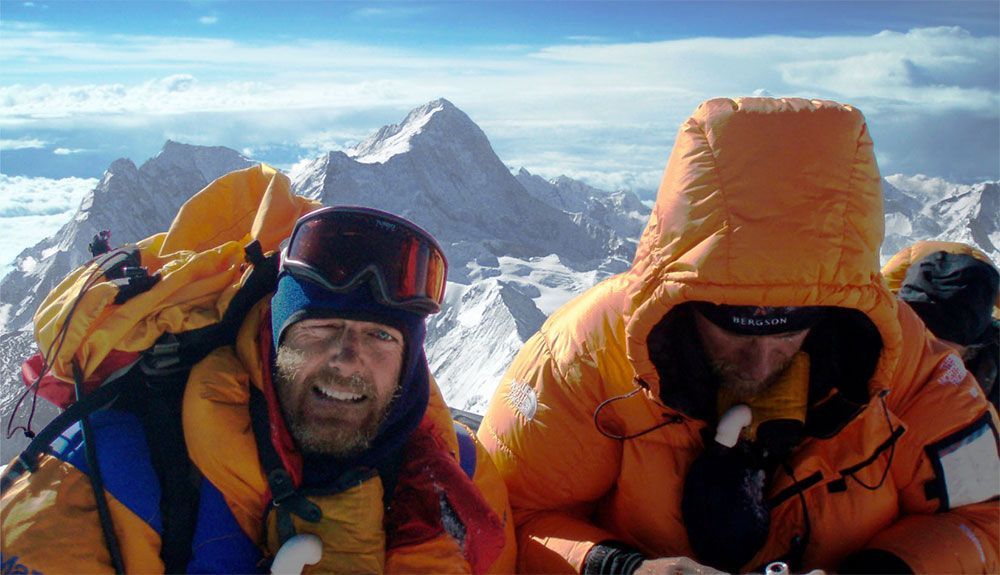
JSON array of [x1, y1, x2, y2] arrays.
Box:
[[1, 449, 164, 574]]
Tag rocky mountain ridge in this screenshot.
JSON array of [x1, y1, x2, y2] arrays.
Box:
[[0, 99, 995, 462], [0, 99, 641, 460]]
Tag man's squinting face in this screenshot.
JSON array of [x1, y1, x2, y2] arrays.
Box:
[[692, 309, 811, 399], [275, 317, 404, 457]]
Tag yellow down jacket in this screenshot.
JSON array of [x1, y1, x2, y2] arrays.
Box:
[[1, 163, 516, 573], [480, 98, 1000, 574], [183, 299, 516, 574]]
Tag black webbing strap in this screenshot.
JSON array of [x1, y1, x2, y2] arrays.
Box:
[[136, 370, 201, 573], [248, 385, 321, 546], [73, 360, 126, 575], [142, 246, 280, 378], [0, 360, 141, 495]]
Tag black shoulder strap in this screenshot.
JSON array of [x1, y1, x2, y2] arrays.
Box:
[[134, 368, 202, 573], [1, 242, 282, 571], [0, 360, 140, 492], [149, 243, 279, 571], [248, 385, 322, 547], [143, 245, 280, 376]]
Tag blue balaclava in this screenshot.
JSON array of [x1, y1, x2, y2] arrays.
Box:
[[269, 272, 430, 487]]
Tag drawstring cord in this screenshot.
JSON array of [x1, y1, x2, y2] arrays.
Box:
[[593, 383, 684, 441], [847, 391, 896, 491], [6, 248, 130, 440], [771, 389, 895, 570]]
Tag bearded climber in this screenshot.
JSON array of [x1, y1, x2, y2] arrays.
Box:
[[479, 98, 999, 574], [2, 205, 515, 573]]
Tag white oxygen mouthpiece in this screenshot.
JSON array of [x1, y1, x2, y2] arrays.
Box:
[[271, 533, 323, 575], [715, 404, 752, 448]]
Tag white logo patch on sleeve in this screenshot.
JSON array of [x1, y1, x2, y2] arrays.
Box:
[[932, 419, 1000, 509], [936, 354, 968, 387], [507, 379, 538, 421]]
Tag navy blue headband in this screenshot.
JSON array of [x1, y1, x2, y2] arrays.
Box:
[[692, 302, 827, 335]]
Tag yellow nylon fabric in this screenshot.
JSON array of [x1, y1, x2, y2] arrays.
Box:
[[1, 459, 164, 574], [31, 163, 321, 384]]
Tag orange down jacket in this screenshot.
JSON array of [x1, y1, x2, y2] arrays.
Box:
[[479, 98, 1000, 574]]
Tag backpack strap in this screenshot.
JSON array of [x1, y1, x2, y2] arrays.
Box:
[[0, 359, 140, 493], [72, 360, 127, 575], [142, 244, 280, 377], [248, 385, 322, 546], [128, 367, 202, 574]]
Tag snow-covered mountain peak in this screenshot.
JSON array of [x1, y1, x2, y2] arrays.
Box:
[[885, 173, 975, 204], [348, 98, 484, 165], [106, 158, 139, 177], [881, 177, 999, 265], [551, 175, 610, 198], [149, 140, 253, 184], [292, 101, 619, 273]]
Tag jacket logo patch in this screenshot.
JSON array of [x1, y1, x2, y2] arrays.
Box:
[[937, 354, 968, 387], [507, 380, 537, 421]]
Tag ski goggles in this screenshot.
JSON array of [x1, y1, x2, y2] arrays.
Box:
[[280, 207, 448, 315]]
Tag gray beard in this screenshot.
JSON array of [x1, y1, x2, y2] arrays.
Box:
[[273, 346, 395, 457], [711, 355, 797, 400]]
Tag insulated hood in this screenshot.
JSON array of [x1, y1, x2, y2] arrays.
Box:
[[623, 97, 902, 400]]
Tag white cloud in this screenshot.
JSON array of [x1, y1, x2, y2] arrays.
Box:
[[0, 138, 47, 150], [53, 147, 85, 155], [157, 74, 197, 92], [297, 129, 367, 155], [884, 173, 979, 202], [0, 23, 995, 183], [4, 25, 993, 121], [198, 16, 218, 25], [0, 174, 97, 271]]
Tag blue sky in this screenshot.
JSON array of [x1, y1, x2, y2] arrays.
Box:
[[1, 1, 998, 272], [3, 1, 998, 181]]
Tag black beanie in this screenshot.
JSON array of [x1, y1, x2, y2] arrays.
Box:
[[899, 251, 999, 346]]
